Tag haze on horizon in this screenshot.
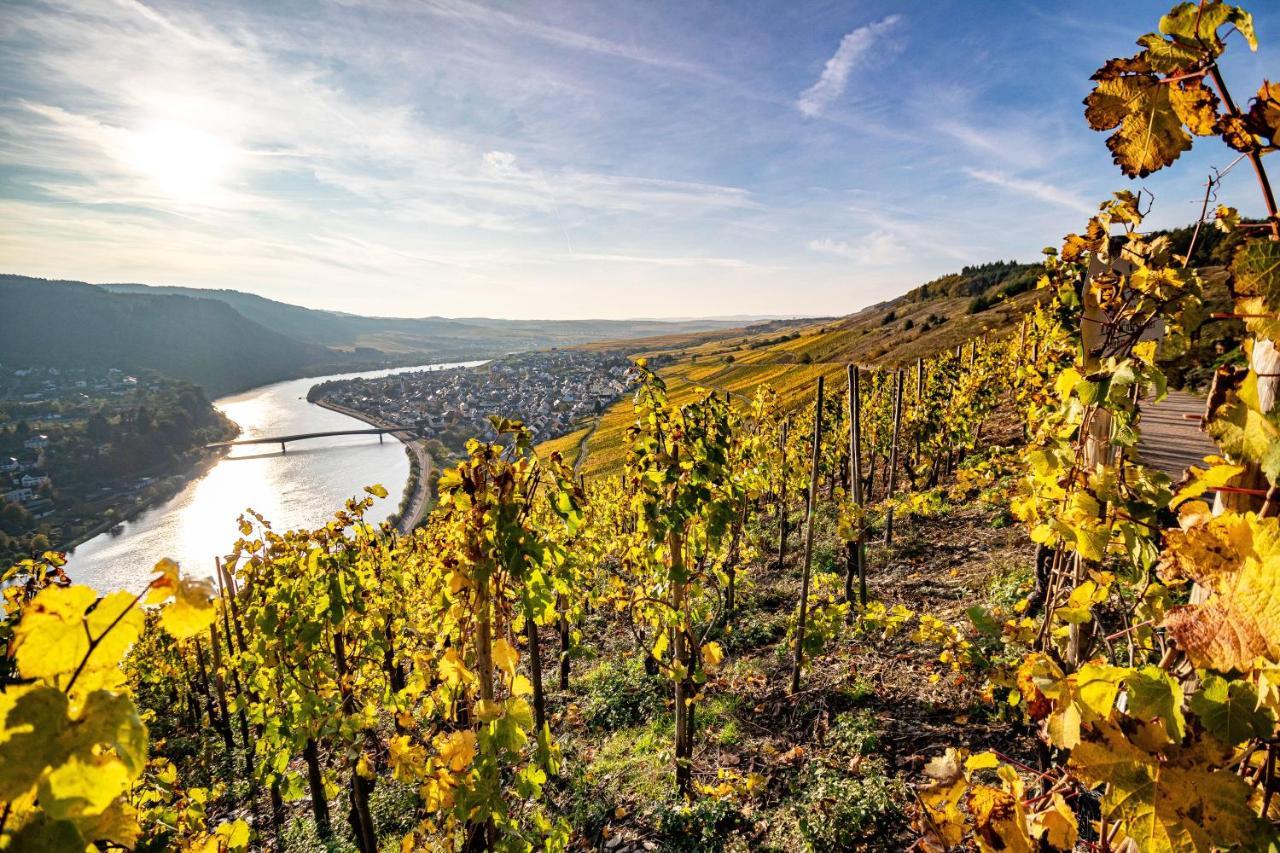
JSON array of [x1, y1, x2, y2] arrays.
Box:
[[1, 0, 1276, 321]]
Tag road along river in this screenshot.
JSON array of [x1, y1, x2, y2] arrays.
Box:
[[67, 361, 479, 593]]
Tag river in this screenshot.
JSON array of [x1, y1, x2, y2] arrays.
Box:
[[66, 361, 478, 593]]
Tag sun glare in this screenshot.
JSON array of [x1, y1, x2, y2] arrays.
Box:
[[124, 120, 235, 204]]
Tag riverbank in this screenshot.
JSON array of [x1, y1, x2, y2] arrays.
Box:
[[314, 399, 432, 533]]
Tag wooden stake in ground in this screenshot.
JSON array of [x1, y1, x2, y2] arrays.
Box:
[[790, 376, 824, 696], [775, 417, 790, 568], [845, 365, 866, 607], [669, 529, 696, 794], [556, 593, 571, 690], [206, 622, 235, 755], [883, 370, 904, 547]]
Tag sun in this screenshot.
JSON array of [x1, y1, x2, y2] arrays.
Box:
[[124, 120, 235, 204]]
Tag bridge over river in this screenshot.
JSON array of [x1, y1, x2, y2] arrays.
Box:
[[207, 427, 415, 453]]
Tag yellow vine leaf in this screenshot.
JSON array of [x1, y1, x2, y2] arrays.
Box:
[[1229, 239, 1280, 343], [475, 699, 504, 722], [968, 784, 1032, 853], [964, 751, 1000, 773], [0, 685, 67, 801], [1170, 459, 1246, 508], [1069, 721, 1264, 850], [41, 754, 131, 820], [148, 559, 217, 641], [916, 776, 966, 850], [492, 638, 519, 682], [13, 586, 144, 697], [1159, 2, 1256, 54], [1085, 62, 1192, 177], [387, 735, 427, 783], [434, 729, 476, 773], [1161, 512, 1280, 672], [71, 799, 140, 848], [1074, 661, 1127, 719], [1028, 793, 1078, 850], [437, 648, 470, 687], [1245, 80, 1280, 147]]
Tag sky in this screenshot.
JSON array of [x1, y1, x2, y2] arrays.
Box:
[[0, 1, 1276, 320]]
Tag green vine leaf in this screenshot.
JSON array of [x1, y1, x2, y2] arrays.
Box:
[[1189, 674, 1275, 745]]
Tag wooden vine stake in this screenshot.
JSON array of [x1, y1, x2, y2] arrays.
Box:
[[213, 560, 253, 778], [883, 370, 904, 547], [205, 622, 234, 755], [790, 376, 824, 695], [670, 528, 695, 793], [775, 417, 789, 568], [1065, 249, 1127, 667], [557, 593, 571, 689], [845, 365, 867, 607]]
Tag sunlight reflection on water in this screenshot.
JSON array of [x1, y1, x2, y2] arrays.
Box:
[[66, 362, 477, 593]]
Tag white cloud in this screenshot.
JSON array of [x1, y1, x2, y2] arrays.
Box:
[[796, 16, 900, 118], [409, 0, 721, 80], [807, 231, 906, 265], [963, 168, 1095, 216], [566, 253, 751, 269], [0, 2, 756, 233]]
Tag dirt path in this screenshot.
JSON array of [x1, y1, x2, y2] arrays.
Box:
[[571, 418, 599, 474], [1136, 389, 1219, 478]]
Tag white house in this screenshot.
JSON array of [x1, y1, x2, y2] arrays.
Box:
[[3, 487, 33, 504], [20, 474, 50, 489], [23, 434, 49, 450], [0, 458, 18, 473]]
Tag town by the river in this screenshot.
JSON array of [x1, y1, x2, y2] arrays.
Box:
[[66, 362, 476, 593]]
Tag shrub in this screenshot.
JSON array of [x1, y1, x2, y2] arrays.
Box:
[[967, 294, 994, 314], [799, 352, 813, 365], [793, 759, 903, 849], [721, 615, 783, 653], [654, 796, 747, 851], [842, 674, 877, 704], [830, 709, 880, 755]]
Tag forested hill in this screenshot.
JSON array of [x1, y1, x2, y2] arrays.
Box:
[[0, 276, 346, 397], [101, 282, 763, 355], [102, 283, 358, 347]]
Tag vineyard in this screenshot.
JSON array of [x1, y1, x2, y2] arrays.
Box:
[[4, 1, 1280, 851]]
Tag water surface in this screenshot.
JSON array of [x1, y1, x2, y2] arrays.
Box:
[[68, 362, 476, 592]]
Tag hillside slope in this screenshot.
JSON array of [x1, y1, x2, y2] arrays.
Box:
[[542, 261, 1042, 476], [0, 276, 347, 396]]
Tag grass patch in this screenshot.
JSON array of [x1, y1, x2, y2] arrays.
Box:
[[581, 658, 668, 732]]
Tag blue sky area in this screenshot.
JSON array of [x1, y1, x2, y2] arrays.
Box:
[[0, 1, 1275, 318]]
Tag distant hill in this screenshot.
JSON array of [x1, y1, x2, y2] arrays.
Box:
[[101, 283, 761, 355], [1, 275, 791, 397], [0, 276, 353, 397], [102, 283, 359, 347]]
